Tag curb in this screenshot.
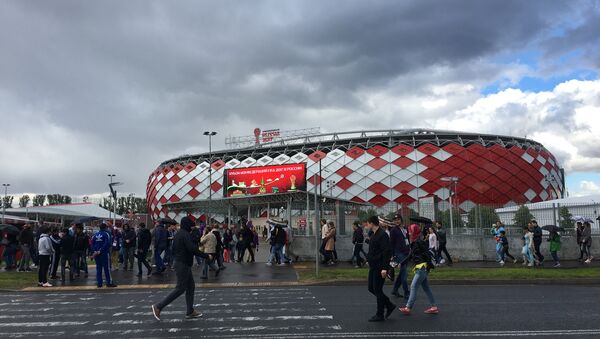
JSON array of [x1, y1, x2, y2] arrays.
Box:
[[21, 281, 302, 292]]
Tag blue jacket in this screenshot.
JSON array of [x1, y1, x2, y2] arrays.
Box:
[[92, 230, 112, 255], [154, 224, 168, 249]]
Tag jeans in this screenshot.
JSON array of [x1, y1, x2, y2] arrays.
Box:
[[38, 255, 51, 284], [550, 251, 559, 263], [267, 243, 284, 264], [406, 267, 436, 309], [137, 249, 151, 274], [154, 246, 166, 272], [352, 244, 364, 266], [73, 250, 88, 275], [123, 247, 135, 270], [201, 255, 219, 278], [495, 243, 503, 262], [60, 254, 74, 280], [3, 244, 16, 267], [392, 252, 409, 296], [18, 245, 31, 270], [533, 240, 544, 262], [157, 262, 196, 315], [368, 267, 392, 317], [51, 251, 60, 277]]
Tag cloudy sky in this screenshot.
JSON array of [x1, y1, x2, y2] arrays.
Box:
[[1, 0, 599, 199]]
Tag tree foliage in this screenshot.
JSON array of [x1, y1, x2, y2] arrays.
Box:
[[2, 195, 14, 209], [46, 194, 72, 205], [358, 208, 378, 223], [437, 209, 463, 228], [558, 206, 574, 229], [102, 196, 148, 215], [467, 206, 500, 228], [513, 205, 534, 228], [32, 195, 46, 206], [19, 195, 30, 208]]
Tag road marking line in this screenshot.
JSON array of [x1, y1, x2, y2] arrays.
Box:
[[0, 321, 88, 327]]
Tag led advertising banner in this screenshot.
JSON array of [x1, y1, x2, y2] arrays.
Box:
[[224, 163, 307, 197]]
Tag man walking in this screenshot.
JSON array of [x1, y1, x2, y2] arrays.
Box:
[[17, 223, 34, 272], [122, 224, 136, 271], [153, 222, 168, 274], [92, 223, 117, 288], [531, 220, 544, 265], [136, 223, 152, 276], [365, 215, 395, 322], [72, 224, 89, 278], [435, 222, 453, 266], [390, 213, 410, 299], [152, 217, 210, 320]]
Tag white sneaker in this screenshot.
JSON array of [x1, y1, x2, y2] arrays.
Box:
[[513, 259, 518, 264], [42, 282, 53, 287], [527, 263, 533, 267], [265, 262, 272, 266], [277, 263, 286, 266], [499, 261, 505, 266], [585, 259, 591, 264]]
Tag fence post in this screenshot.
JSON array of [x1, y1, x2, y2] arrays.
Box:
[[552, 203, 557, 227]]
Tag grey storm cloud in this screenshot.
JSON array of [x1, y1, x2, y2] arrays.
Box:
[[0, 0, 596, 195]]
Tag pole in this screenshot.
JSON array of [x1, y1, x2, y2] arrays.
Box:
[[306, 189, 310, 236], [448, 184, 454, 235], [1, 184, 9, 224], [113, 191, 117, 227], [314, 173, 319, 278], [318, 160, 322, 220], [208, 134, 212, 224]]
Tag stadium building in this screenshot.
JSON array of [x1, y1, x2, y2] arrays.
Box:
[[147, 129, 564, 221]]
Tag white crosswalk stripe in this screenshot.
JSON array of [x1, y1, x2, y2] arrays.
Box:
[[0, 288, 342, 338]]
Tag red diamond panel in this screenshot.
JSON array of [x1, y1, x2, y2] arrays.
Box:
[[211, 182, 222, 193], [336, 178, 353, 190], [212, 159, 225, 170], [392, 144, 413, 156], [368, 182, 389, 195], [309, 150, 327, 162], [350, 196, 366, 203], [370, 195, 389, 207], [468, 144, 487, 156], [394, 182, 415, 194], [308, 175, 323, 185], [188, 188, 200, 199], [509, 146, 526, 157], [417, 144, 440, 155], [336, 166, 353, 177], [472, 181, 491, 194], [159, 176, 168, 185], [188, 177, 201, 188], [185, 162, 197, 171], [169, 175, 181, 184], [367, 158, 388, 170], [421, 169, 442, 181], [418, 156, 441, 168], [442, 144, 464, 155], [346, 147, 365, 159], [368, 145, 388, 157], [169, 195, 180, 203], [482, 162, 501, 174], [393, 157, 414, 168], [395, 195, 416, 204], [420, 181, 442, 194]]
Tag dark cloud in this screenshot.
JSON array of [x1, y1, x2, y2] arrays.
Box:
[[0, 0, 595, 195]]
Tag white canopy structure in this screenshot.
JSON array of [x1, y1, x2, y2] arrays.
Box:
[[6, 203, 124, 222]]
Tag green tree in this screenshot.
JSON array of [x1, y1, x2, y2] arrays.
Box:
[[358, 208, 378, 223], [19, 195, 31, 208], [32, 195, 46, 206], [2, 195, 14, 209], [513, 205, 534, 228], [558, 206, 574, 229], [438, 209, 463, 229], [467, 205, 500, 228]]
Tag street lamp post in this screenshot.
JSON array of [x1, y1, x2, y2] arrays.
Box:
[[108, 174, 115, 221], [204, 131, 217, 224], [441, 176, 459, 235], [2, 184, 10, 224]]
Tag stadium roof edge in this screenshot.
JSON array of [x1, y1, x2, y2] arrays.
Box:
[[158, 128, 549, 168]]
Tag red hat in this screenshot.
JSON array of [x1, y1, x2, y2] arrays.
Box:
[[408, 224, 421, 242]]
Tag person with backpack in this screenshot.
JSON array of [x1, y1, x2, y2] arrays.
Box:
[[399, 223, 438, 315]]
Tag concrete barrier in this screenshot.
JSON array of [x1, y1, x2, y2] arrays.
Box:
[[289, 235, 598, 262]]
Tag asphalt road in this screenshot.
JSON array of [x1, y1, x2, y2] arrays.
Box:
[[1, 284, 599, 338]]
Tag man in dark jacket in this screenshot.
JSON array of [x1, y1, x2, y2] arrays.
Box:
[[531, 220, 544, 265], [72, 224, 89, 278], [390, 213, 410, 299], [153, 222, 168, 273], [122, 224, 136, 271], [351, 221, 365, 268], [59, 227, 75, 282], [136, 223, 152, 276], [365, 215, 395, 322], [152, 217, 210, 321], [212, 227, 226, 270], [435, 221, 453, 266], [17, 223, 34, 272]]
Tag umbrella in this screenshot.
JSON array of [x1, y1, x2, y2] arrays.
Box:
[[0, 224, 20, 236], [378, 216, 395, 228], [542, 225, 565, 233], [266, 218, 287, 227], [572, 216, 594, 223], [410, 216, 433, 225], [158, 217, 178, 225]]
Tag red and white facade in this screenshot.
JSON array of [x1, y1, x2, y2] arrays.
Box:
[[147, 130, 564, 220]]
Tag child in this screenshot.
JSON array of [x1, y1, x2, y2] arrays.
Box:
[[548, 230, 561, 268], [499, 230, 516, 265]]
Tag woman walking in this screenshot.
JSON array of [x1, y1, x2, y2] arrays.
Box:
[[325, 221, 336, 265], [522, 226, 534, 267], [582, 222, 593, 264], [399, 224, 438, 315]]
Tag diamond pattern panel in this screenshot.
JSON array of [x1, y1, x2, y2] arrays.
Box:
[[147, 142, 564, 216]]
